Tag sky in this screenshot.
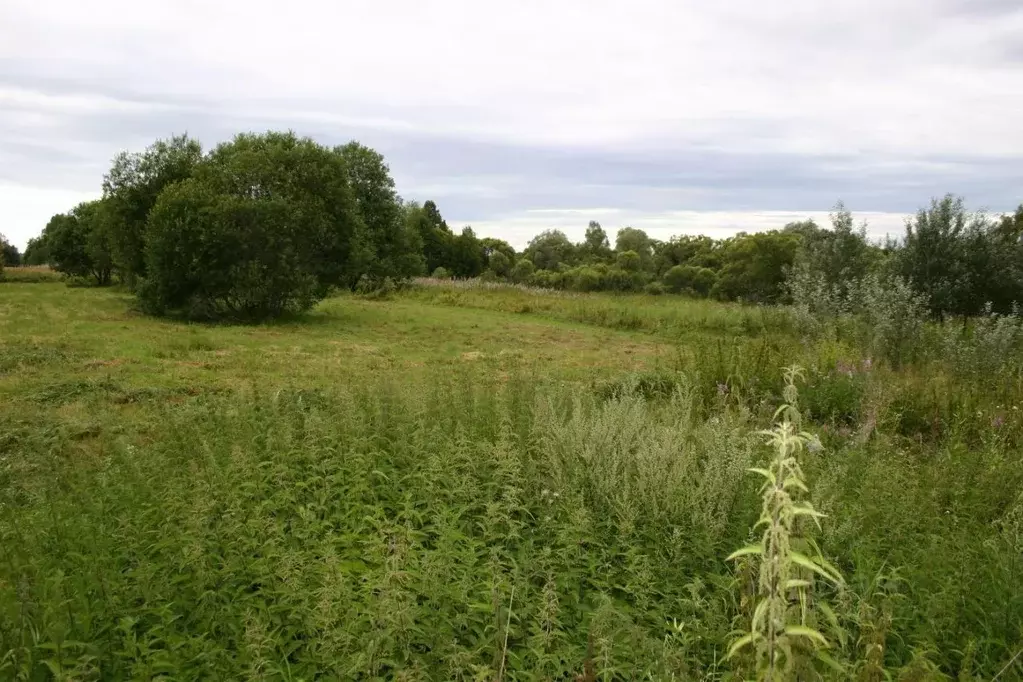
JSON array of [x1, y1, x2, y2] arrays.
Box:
[[2, 0, 1022, 251]]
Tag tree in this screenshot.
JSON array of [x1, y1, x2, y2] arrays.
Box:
[[664, 264, 717, 296], [422, 200, 449, 232], [616, 250, 641, 272], [897, 194, 990, 318], [524, 230, 575, 270], [42, 201, 115, 285], [411, 200, 453, 273], [713, 231, 800, 303], [1, 239, 20, 268], [480, 237, 516, 264], [140, 131, 365, 319], [103, 134, 203, 286], [488, 250, 511, 277], [336, 142, 424, 283], [653, 235, 720, 274], [448, 226, 485, 278], [615, 227, 653, 263], [510, 258, 535, 283], [22, 235, 50, 265], [581, 220, 612, 262], [787, 203, 877, 302]]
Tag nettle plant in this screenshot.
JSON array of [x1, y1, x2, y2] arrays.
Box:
[[728, 366, 845, 680]]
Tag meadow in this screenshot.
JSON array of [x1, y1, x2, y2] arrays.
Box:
[[1, 277, 1022, 680]]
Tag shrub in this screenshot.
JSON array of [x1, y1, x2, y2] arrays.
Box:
[[509, 258, 535, 283], [644, 281, 665, 296], [140, 132, 365, 320], [942, 304, 1023, 380], [616, 249, 642, 272], [851, 274, 927, 369], [664, 264, 717, 296], [431, 266, 451, 279], [488, 250, 511, 277]]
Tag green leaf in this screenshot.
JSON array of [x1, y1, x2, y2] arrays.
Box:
[[790, 551, 844, 585], [726, 544, 763, 561], [727, 632, 759, 658], [747, 467, 775, 483], [784, 624, 829, 647], [782, 475, 809, 492]]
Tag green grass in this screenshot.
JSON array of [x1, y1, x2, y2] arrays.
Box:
[[2, 282, 1022, 680]]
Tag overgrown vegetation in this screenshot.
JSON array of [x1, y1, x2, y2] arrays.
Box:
[[1, 281, 1022, 680], [19, 130, 1023, 323]]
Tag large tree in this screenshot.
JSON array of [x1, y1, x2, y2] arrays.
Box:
[[22, 236, 51, 266], [1, 239, 20, 268], [614, 227, 653, 264], [896, 194, 998, 318], [141, 131, 365, 319], [524, 229, 576, 270], [580, 220, 612, 263], [410, 200, 453, 273], [713, 231, 800, 303], [40, 200, 115, 285], [448, 226, 485, 278], [787, 202, 877, 301], [336, 142, 424, 283], [103, 134, 203, 286]]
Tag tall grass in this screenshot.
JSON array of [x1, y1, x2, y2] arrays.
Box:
[[2, 284, 1023, 679]]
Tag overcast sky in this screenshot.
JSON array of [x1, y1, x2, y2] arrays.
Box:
[[2, 0, 1022, 250]]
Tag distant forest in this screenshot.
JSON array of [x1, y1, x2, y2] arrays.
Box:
[[5, 131, 1022, 321]]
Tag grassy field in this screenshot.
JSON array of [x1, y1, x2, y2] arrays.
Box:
[[2, 281, 1022, 680]]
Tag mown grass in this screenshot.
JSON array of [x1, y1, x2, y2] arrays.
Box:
[[1, 282, 1022, 679]]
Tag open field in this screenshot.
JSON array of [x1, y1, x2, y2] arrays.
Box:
[[2, 282, 1022, 680]]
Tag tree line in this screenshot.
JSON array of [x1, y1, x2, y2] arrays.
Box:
[[15, 129, 1023, 321]]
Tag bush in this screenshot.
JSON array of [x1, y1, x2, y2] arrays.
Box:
[[644, 281, 665, 296], [664, 264, 717, 295], [851, 274, 927, 369], [942, 304, 1023, 380], [509, 258, 535, 283], [141, 132, 364, 320], [431, 266, 451, 279]]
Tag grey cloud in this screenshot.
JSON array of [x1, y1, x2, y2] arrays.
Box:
[[2, 0, 1022, 250]]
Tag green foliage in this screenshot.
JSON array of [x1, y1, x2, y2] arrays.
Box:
[[1, 238, 20, 268], [337, 142, 424, 283], [487, 249, 512, 277], [664, 264, 717, 295], [140, 132, 364, 319], [2, 282, 1023, 679], [895, 194, 1020, 319], [509, 257, 535, 283], [431, 266, 451, 279], [614, 226, 653, 262], [581, 220, 612, 262], [713, 231, 801, 303], [103, 134, 204, 287], [615, 249, 642, 272], [448, 226, 486, 278], [39, 201, 115, 285], [728, 367, 844, 680], [787, 202, 879, 302], [525, 229, 576, 270], [21, 235, 50, 266]]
